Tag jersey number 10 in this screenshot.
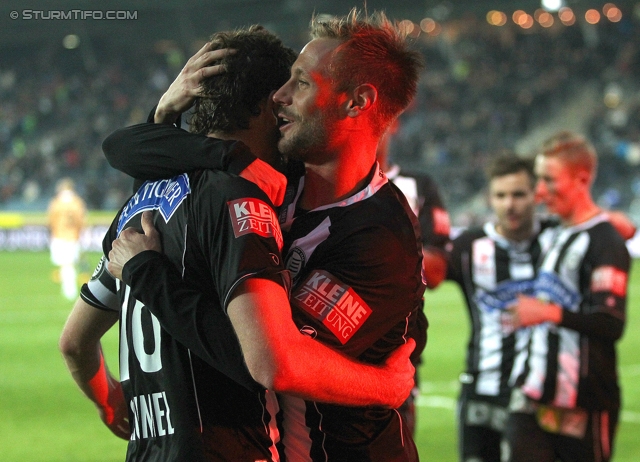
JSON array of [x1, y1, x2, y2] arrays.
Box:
[[118, 282, 163, 381]]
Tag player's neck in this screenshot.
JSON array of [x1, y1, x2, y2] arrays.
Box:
[[562, 197, 600, 226], [496, 224, 533, 242], [300, 156, 376, 210]]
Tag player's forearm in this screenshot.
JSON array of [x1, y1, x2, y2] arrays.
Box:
[[62, 344, 114, 405], [63, 350, 98, 397], [153, 99, 180, 125], [59, 298, 119, 404], [516, 296, 626, 340], [102, 123, 255, 179], [62, 345, 129, 439], [267, 338, 411, 408], [229, 279, 412, 408], [560, 309, 625, 340]]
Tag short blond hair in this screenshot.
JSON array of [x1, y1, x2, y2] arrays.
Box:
[[310, 8, 423, 136], [540, 130, 597, 177]]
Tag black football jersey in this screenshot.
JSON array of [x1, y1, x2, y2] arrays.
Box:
[[102, 123, 425, 461], [275, 164, 423, 461], [87, 169, 287, 461]]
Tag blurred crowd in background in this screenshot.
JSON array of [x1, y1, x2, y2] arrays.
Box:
[[1, 9, 640, 228]]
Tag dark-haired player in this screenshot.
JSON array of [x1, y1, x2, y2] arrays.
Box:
[[104, 9, 427, 461], [61, 25, 416, 462]]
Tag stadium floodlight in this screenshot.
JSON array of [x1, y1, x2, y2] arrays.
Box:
[[541, 0, 565, 12]]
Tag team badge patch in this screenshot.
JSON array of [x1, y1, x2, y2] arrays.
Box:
[[291, 270, 372, 344], [591, 266, 627, 297], [227, 198, 283, 250], [117, 174, 190, 234], [476, 279, 535, 313], [285, 247, 306, 278], [533, 271, 581, 309]]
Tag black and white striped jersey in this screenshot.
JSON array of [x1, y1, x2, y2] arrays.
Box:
[[275, 162, 424, 461], [512, 213, 629, 411], [446, 220, 548, 404]]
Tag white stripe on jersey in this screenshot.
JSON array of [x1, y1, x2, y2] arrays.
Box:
[[522, 325, 550, 401], [263, 390, 282, 462], [509, 328, 531, 386], [279, 394, 314, 462], [476, 313, 503, 396], [389, 174, 419, 216], [556, 328, 580, 407], [522, 224, 595, 408], [510, 259, 534, 281], [118, 280, 130, 382], [472, 237, 497, 290]]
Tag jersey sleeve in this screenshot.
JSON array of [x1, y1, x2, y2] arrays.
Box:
[[559, 223, 629, 340], [80, 208, 123, 312], [445, 231, 472, 284], [416, 174, 450, 250], [102, 122, 257, 180], [80, 255, 119, 312], [193, 174, 288, 310]]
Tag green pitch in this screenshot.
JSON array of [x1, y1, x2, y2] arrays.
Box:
[[1, 251, 638, 461]]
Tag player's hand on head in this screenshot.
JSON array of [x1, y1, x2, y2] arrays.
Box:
[[155, 43, 236, 124], [107, 211, 161, 280], [379, 338, 416, 409], [239, 158, 287, 207]]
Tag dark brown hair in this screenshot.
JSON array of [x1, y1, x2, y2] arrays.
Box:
[[189, 25, 296, 135]]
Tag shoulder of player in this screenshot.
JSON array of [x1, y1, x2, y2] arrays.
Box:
[[346, 186, 419, 231], [394, 167, 433, 181], [453, 226, 485, 243], [582, 222, 631, 271], [589, 219, 630, 249], [190, 169, 272, 203]]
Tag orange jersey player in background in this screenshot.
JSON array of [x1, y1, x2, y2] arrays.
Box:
[[48, 177, 87, 300]]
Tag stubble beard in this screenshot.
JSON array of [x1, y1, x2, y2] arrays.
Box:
[[279, 117, 328, 164]]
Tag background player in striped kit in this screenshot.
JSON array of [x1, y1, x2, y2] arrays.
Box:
[[376, 118, 451, 435], [444, 154, 545, 462], [504, 131, 630, 462], [105, 9, 426, 461], [436, 153, 634, 462], [60, 26, 416, 461]]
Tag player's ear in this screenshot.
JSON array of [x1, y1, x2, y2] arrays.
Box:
[[346, 84, 377, 118], [575, 169, 592, 188]]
